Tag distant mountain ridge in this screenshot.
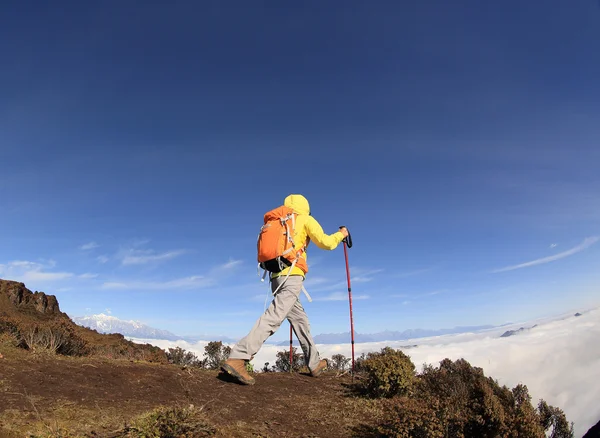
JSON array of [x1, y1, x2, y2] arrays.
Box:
[[71, 313, 236, 343], [72, 314, 181, 340], [500, 324, 538, 338], [280, 324, 499, 345]]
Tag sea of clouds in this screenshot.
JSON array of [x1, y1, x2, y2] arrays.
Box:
[[130, 307, 600, 437]]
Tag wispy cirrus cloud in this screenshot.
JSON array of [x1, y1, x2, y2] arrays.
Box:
[[79, 273, 98, 279], [350, 268, 384, 279], [97, 255, 109, 264], [391, 289, 448, 299], [315, 292, 370, 301], [21, 271, 74, 282], [492, 236, 599, 273], [0, 260, 73, 283], [216, 259, 243, 270], [303, 277, 329, 287], [114, 239, 188, 266], [79, 241, 99, 251], [101, 259, 244, 292], [309, 268, 382, 293], [101, 275, 213, 291], [121, 249, 187, 266], [391, 293, 409, 298], [393, 267, 434, 278], [250, 293, 270, 302]]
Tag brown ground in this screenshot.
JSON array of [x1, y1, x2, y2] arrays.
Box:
[[0, 344, 380, 438], [0, 280, 381, 437]]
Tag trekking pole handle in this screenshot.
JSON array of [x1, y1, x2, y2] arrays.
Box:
[[339, 226, 352, 248]]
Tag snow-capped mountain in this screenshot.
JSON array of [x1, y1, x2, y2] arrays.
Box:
[[72, 313, 181, 341]]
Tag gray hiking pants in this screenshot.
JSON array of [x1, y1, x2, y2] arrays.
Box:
[[229, 275, 321, 370]]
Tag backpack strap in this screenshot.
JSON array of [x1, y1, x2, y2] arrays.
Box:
[[263, 258, 313, 308], [302, 285, 312, 302]]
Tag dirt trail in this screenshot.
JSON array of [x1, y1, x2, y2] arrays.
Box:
[[0, 349, 373, 437]]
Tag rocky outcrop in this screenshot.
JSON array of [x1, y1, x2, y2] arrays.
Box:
[[0, 279, 62, 315]]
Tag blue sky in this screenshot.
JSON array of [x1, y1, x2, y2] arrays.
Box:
[[1, 1, 599, 342]]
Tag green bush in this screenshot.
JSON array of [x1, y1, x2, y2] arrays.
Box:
[[359, 347, 416, 398], [274, 347, 304, 372], [166, 346, 202, 367], [203, 341, 231, 370], [372, 358, 574, 438], [329, 353, 351, 371], [375, 397, 445, 438]]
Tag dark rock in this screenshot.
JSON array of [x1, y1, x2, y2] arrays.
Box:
[[0, 279, 62, 315]]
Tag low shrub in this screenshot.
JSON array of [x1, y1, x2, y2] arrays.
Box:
[[202, 341, 231, 370], [166, 346, 203, 367], [274, 347, 304, 372], [0, 317, 20, 345], [17, 320, 88, 356], [372, 358, 574, 438], [91, 342, 167, 363], [359, 347, 416, 398], [123, 406, 216, 437]]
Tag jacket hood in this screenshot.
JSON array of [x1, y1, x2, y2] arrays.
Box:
[[284, 194, 310, 215]]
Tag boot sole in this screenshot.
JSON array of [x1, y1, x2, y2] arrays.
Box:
[[221, 363, 256, 386]]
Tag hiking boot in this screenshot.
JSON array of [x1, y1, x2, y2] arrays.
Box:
[[310, 359, 328, 377], [221, 359, 256, 385]]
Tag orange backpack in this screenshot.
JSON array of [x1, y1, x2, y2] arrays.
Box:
[[257, 205, 308, 274]]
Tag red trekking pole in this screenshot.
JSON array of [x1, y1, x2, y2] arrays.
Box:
[[289, 322, 293, 372], [341, 227, 355, 373]]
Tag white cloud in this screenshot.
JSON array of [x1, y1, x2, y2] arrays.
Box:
[[102, 259, 244, 292], [131, 308, 600, 437], [6, 260, 37, 268], [101, 275, 213, 291], [350, 267, 384, 278], [97, 255, 109, 264], [391, 290, 448, 299], [492, 236, 599, 273], [305, 268, 381, 294], [121, 249, 187, 266], [394, 267, 433, 278], [550, 243, 558, 249], [304, 277, 329, 287], [218, 259, 243, 270], [250, 293, 270, 303], [316, 292, 370, 301], [423, 289, 447, 296], [0, 260, 73, 283], [80, 242, 99, 251], [79, 273, 98, 279], [21, 271, 73, 282]]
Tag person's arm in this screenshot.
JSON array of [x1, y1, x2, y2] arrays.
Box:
[[306, 216, 347, 250]]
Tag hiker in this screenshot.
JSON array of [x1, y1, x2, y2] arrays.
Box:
[[222, 194, 349, 385]]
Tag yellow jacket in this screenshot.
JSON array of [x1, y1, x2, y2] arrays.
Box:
[[272, 194, 345, 279]]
